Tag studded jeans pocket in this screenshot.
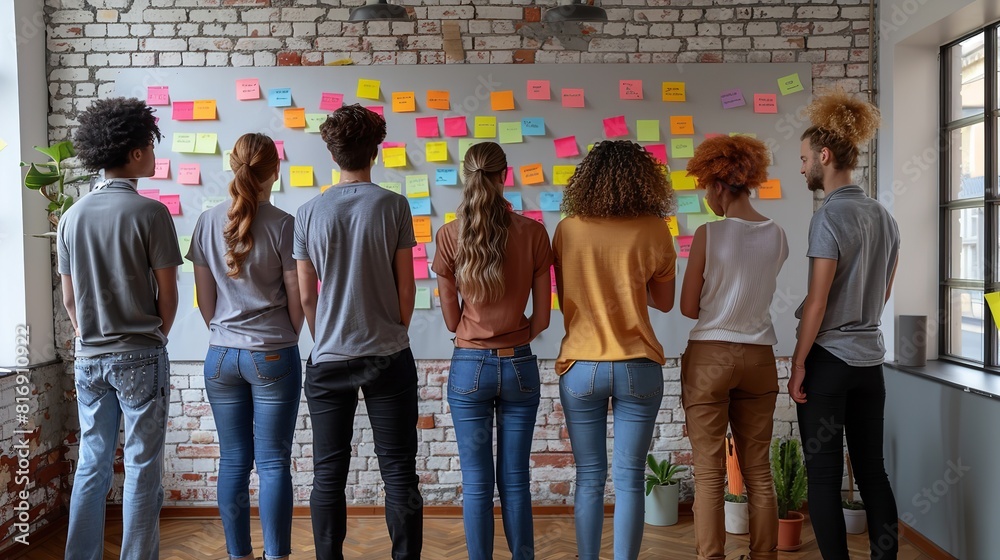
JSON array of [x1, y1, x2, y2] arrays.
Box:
[[109, 355, 160, 409]]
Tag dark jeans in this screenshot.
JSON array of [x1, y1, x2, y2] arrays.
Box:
[[796, 344, 898, 560], [305, 348, 423, 560]]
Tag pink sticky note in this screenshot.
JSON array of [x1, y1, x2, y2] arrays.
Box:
[[562, 88, 585, 108], [527, 80, 551, 101], [172, 101, 194, 120], [619, 80, 643, 100], [236, 79, 260, 101], [178, 163, 201, 185], [550, 266, 557, 288], [645, 144, 667, 165], [554, 136, 579, 158], [382, 141, 406, 149], [152, 159, 170, 179], [721, 88, 745, 109], [147, 86, 170, 106], [413, 257, 430, 280], [138, 189, 160, 201], [160, 194, 181, 215], [415, 117, 440, 138], [523, 210, 544, 225], [444, 116, 468, 137], [754, 93, 778, 114], [705, 133, 725, 139], [413, 243, 427, 258], [320, 92, 344, 111], [366, 105, 384, 117], [504, 167, 514, 187], [274, 140, 285, 160], [603, 115, 628, 138], [677, 236, 694, 258]]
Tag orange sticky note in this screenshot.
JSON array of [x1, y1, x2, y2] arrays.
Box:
[[284, 107, 306, 128], [413, 216, 433, 244], [758, 179, 782, 199], [670, 116, 694, 135], [392, 91, 416, 112], [193, 100, 217, 120], [491, 90, 515, 111], [427, 90, 450, 110], [520, 163, 544, 185]]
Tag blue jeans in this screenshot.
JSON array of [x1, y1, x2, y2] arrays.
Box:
[[559, 359, 664, 560], [67, 346, 169, 560], [205, 344, 302, 560], [448, 345, 541, 560]]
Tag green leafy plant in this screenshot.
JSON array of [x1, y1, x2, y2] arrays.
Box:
[[20, 141, 93, 226], [724, 492, 748, 503], [645, 454, 687, 496], [770, 438, 807, 519]]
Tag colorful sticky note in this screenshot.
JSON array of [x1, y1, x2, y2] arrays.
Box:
[[427, 90, 450, 110], [458, 139, 479, 162], [540, 191, 563, 212], [662, 82, 686, 102], [172, 101, 194, 121], [152, 159, 170, 179], [603, 115, 628, 138], [778, 73, 804, 96], [271, 176, 281, 192], [677, 235, 694, 258], [985, 292, 1000, 328], [357, 78, 381, 100], [332, 169, 341, 184], [305, 113, 326, 133], [172, 133, 197, 153], [160, 194, 181, 215], [522, 210, 544, 225], [381, 181, 402, 195], [521, 117, 545, 136], [551, 293, 560, 311], [527, 80, 551, 101], [504, 166, 514, 187], [408, 197, 432, 216], [688, 213, 722, 229], [426, 142, 449, 162], [284, 108, 306, 128], [192, 133, 217, 155], [413, 244, 428, 258], [415, 287, 432, 310], [721, 88, 746, 109], [620, 80, 643, 100], [491, 90, 515, 111], [499, 122, 523, 144], [554, 136, 579, 158], [636, 120, 660, 142], [0, 138, 6, 152], [666, 215, 679, 237], [671, 138, 695, 159], [178, 164, 200, 185], [392, 91, 416, 113], [383, 141, 406, 149], [474, 116, 497, 139], [138, 189, 160, 201], [503, 192, 523, 211], [562, 88, 585, 108], [444, 212, 457, 224], [754, 93, 778, 114], [670, 170, 697, 190], [286, 166, 312, 187], [703, 197, 717, 216], [366, 105, 384, 117], [416, 117, 440, 138], [670, 116, 694, 135], [520, 163, 544, 185], [268, 88, 292, 107], [406, 174, 430, 198], [413, 257, 430, 280], [319, 92, 343, 111], [645, 144, 667, 165], [274, 140, 285, 160], [435, 168, 458, 186], [235, 78, 260, 101], [193, 100, 216, 120], [222, 149, 233, 171], [552, 165, 576, 186], [413, 216, 433, 243], [147, 86, 169, 106], [758, 179, 782, 199], [383, 146, 407, 168], [178, 235, 194, 273], [677, 194, 701, 214], [444, 116, 468, 137]]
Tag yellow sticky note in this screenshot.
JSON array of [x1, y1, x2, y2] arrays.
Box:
[[193, 99, 217, 120], [357, 78, 381, 100], [413, 216, 433, 243], [985, 292, 1000, 328], [392, 91, 416, 112], [284, 107, 306, 128], [670, 170, 697, 190], [406, 174, 430, 198], [444, 212, 457, 224], [320, 184, 333, 193], [758, 179, 782, 199], [474, 116, 497, 139], [332, 169, 341, 184], [778, 73, 804, 96], [172, 133, 197, 153], [193, 287, 198, 308], [426, 141, 448, 163], [665, 215, 679, 237], [0, 138, 7, 152], [552, 165, 576, 186], [381, 182, 402, 194], [290, 166, 314, 187], [193, 133, 218, 154], [670, 116, 694, 135], [662, 82, 686, 102], [520, 163, 544, 185], [551, 293, 560, 311], [383, 147, 407, 168], [427, 90, 450, 110], [491, 90, 515, 111]]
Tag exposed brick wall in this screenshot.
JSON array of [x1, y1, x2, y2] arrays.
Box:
[[43, 0, 873, 507]]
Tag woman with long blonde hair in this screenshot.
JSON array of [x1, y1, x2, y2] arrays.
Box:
[[432, 141, 553, 559], [187, 132, 303, 560]]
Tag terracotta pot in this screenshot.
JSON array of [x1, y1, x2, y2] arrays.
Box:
[[724, 500, 749, 534], [844, 507, 867, 534], [777, 511, 804, 551]]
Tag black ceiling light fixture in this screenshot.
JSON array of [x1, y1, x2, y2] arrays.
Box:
[[348, 0, 410, 22], [542, 0, 608, 22]]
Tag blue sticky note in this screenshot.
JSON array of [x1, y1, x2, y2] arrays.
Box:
[[408, 197, 432, 216], [521, 117, 546, 136], [435, 168, 458, 186], [677, 194, 702, 214], [503, 192, 523, 211], [268, 88, 292, 107], [539, 191, 563, 212]]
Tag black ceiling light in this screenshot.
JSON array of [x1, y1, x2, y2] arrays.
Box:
[[348, 0, 409, 22], [542, 0, 608, 22]]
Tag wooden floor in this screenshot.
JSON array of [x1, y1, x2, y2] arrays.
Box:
[[26, 514, 930, 559]]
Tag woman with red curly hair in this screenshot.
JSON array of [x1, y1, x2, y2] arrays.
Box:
[[680, 135, 788, 560]]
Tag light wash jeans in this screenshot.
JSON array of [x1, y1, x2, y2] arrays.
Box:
[[67, 346, 169, 560], [559, 359, 664, 560], [448, 345, 541, 560]]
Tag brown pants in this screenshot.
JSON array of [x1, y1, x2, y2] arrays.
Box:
[[681, 341, 779, 560]]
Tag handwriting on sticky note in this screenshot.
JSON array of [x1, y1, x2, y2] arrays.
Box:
[[603, 115, 628, 138], [268, 88, 292, 107], [406, 175, 430, 198], [499, 122, 523, 144], [234, 78, 259, 101], [193, 100, 217, 120], [383, 146, 407, 168], [552, 165, 576, 186], [413, 217, 433, 243], [147, 86, 169, 106], [474, 116, 497, 139], [160, 194, 181, 215], [671, 138, 695, 159], [152, 159, 170, 179], [284, 107, 306, 128], [554, 136, 579, 158], [670, 116, 694, 135], [427, 90, 450, 110], [677, 235, 694, 258], [754, 93, 778, 114], [620, 80, 643, 100], [444, 212, 457, 224], [662, 82, 686, 102], [459, 139, 479, 162], [520, 163, 544, 185], [357, 78, 381, 100], [670, 170, 697, 190], [521, 117, 545, 136], [290, 166, 314, 187], [444, 116, 467, 137], [540, 191, 563, 212], [527, 80, 551, 101], [381, 181, 402, 194], [319, 92, 343, 111], [778, 73, 804, 95], [491, 90, 515, 111], [178, 164, 200, 185], [677, 194, 701, 214], [415, 117, 440, 138], [665, 215, 679, 237], [191, 133, 216, 155], [392, 91, 416, 112], [408, 197, 432, 216], [435, 168, 458, 186], [413, 244, 428, 259], [172, 101, 193, 121], [172, 133, 197, 153], [426, 142, 448, 163], [645, 144, 667, 165], [721, 88, 745, 109], [758, 179, 782, 199], [305, 113, 326, 133], [636, 120, 660, 142], [562, 88, 585, 108]]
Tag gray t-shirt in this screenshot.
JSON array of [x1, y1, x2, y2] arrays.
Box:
[[57, 179, 184, 357], [293, 182, 416, 363], [186, 201, 299, 351], [795, 185, 900, 367]]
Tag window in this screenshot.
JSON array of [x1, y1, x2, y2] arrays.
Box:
[[941, 28, 999, 368]]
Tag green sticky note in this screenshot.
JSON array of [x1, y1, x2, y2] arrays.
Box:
[[381, 181, 402, 194], [671, 138, 695, 159], [271, 175, 281, 192], [172, 133, 197, 153], [178, 235, 193, 273], [676, 194, 701, 214], [687, 213, 722, 232], [415, 287, 432, 309], [458, 139, 480, 162], [636, 120, 660, 142], [305, 113, 326, 133], [405, 174, 430, 198], [778, 73, 804, 96], [222, 149, 233, 171], [193, 133, 218, 154], [499, 122, 523, 144]]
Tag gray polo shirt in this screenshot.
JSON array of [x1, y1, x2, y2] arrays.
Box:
[[795, 185, 900, 367], [293, 182, 416, 363], [57, 179, 184, 357], [186, 201, 299, 351]]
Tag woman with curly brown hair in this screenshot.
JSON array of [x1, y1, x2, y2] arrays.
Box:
[[553, 140, 676, 560], [680, 135, 788, 560]]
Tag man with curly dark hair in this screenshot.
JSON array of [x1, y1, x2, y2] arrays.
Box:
[[294, 104, 422, 560], [57, 96, 181, 559]]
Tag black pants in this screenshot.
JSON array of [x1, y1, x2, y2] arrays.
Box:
[[796, 345, 898, 560], [305, 348, 423, 560]]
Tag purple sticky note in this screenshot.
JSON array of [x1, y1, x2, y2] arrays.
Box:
[[415, 117, 440, 138], [645, 144, 667, 165], [554, 136, 579, 158], [721, 88, 746, 109], [603, 115, 628, 138], [444, 116, 468, 137], [172, 101, 194, 121]]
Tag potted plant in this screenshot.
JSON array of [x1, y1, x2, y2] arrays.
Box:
[[724, 433, 749, 534], [842, 452, 867, 534], [771, 438, 807, 551], [644, 453, 687, 526], [20, 140, 93, 232]]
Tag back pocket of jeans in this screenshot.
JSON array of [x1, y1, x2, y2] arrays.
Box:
[[109, 356, 160, 409], [74, 360, 104, 407], [250, 350, 293, 382], [625, 361, 663, 399], [510, 355, 540, 393], [561, 361, 599, 398], [448, 357, 483, 395]]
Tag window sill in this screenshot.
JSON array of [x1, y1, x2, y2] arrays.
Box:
[[886, 360, 1000, 400]]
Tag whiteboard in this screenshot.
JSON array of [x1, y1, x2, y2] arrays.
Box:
[[114, 64, 813, 361]]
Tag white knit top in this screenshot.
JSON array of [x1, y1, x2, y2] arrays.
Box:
[[689, 217, 789, 345]]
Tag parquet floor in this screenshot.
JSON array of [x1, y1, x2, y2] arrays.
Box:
[[23, 514, 930, 559]]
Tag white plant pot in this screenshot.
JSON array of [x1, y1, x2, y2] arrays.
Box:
[[843, 507, 867, 534], [724, 500, 749, 534], [644, 483, 679, 526]]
